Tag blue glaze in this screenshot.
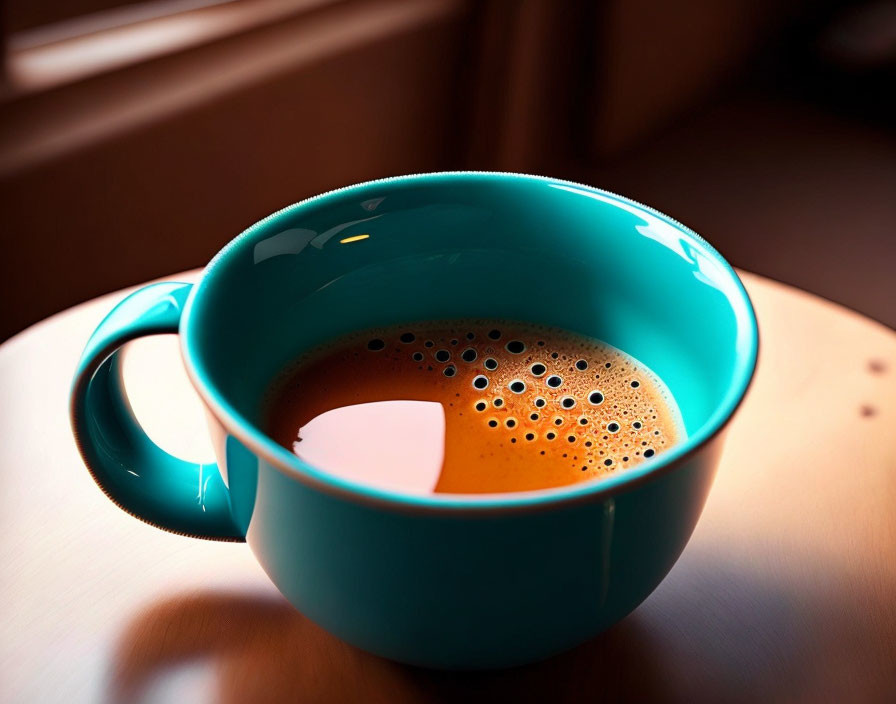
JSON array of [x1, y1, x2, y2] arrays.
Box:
[[70, 282, 242, 539], [70, 173, 758, 668]]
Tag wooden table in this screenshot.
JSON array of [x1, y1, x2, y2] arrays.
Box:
[[1, 271, 894, 703]]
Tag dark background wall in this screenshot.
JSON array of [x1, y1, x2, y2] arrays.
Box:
[[1, 0, 893, 340]]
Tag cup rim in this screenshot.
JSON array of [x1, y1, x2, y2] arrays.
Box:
[[180, 171, 759, 515]]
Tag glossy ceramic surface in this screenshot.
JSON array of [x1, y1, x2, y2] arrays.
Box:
[[70, 172, 758, 668], [70, 282, 242, 540]]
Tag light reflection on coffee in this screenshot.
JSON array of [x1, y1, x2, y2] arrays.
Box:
[[265, 321, 684, 494]]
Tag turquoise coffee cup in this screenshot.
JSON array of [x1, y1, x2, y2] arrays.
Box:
[[70, 172, 758, 669]]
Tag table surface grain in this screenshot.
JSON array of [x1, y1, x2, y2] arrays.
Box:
[[1, 270, 895, 704]]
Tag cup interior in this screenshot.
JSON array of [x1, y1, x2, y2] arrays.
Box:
[[183, 173, 757, 502]]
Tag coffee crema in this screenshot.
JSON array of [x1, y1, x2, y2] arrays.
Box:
[[265, 321, 684, 494]]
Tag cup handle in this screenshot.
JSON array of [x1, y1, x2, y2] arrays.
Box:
[[70, 282, 244, 541]]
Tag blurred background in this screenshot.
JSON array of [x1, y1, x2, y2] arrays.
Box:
[[0, 0, 893, 341]]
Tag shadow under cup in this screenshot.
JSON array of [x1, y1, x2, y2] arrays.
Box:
[[182, 173, 758, 668]]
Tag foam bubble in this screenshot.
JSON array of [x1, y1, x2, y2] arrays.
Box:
[[473, 375, 489, 390]]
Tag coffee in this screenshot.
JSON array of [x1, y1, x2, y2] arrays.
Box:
[[265, 321, 684, 494]]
